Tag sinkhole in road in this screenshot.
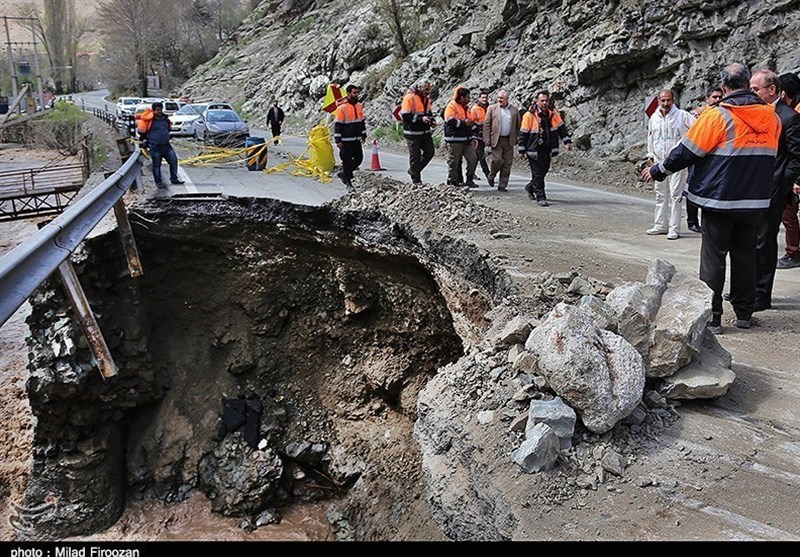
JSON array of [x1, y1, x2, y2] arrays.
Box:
[[22, 198, 501, 540]]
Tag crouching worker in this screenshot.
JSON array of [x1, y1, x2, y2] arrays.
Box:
[[138, 101, 184, 189]]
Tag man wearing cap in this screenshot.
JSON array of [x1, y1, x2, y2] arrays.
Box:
[[138, 101, 184, 188]]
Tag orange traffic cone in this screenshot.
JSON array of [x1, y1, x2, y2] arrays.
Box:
[[368, 139, 386, 171]]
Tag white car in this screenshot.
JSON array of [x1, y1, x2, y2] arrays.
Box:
[[169, 103, 207, 136], [115, 96, 140, 118]]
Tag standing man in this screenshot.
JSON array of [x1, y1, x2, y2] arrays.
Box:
[[138, 101, 184, 189], [468, 90, 491, 185], [642, 63, 781, 334], [778, 73, 800, 270], [645, 89, 696, 238], [401, 78, 436, 185], [518, 90, 573, 206], [686, 87, 724, 232], [483, 90, 520, 192], [749, 70, 800, 310], [333, 85, 367, 189], [443, 86, 477, 188], [267, 100, 284, 145]]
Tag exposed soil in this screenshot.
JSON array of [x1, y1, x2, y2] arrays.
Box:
[[1, 124, 798, 541]]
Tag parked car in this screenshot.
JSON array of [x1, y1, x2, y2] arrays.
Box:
[[193, 109, 249, 146], [169, 103, 206, 136], [162, 99, 181, 116], [115, 96, 140, 118]]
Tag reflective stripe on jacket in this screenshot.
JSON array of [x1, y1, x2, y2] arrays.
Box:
[[400, 90, 432, 137], [443, 99, 472, 142], [653, 90, 782, 212], [518, 107, 571, 156], [333, 101, 366, 142]]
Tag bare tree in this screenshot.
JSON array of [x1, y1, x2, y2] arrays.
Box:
[[376, 0, 418, 57], [97, 0, 158, 96], [17, 0, 86, 92]]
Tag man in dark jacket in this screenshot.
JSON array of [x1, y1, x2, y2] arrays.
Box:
[[333, 85, 367, 188], [518, 90, 573, 206], [642, 63, 782, 334], [267, 100, 284, 145], [749, 69, 800, 310], [139, 101, 183, 189]]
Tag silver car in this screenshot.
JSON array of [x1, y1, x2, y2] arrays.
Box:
[[193, 109, 249, 146]]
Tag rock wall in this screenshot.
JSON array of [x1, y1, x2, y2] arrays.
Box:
[[180, 0, 800, 165]]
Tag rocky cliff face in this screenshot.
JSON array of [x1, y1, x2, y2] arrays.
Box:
[[180, 0, 800, 164]]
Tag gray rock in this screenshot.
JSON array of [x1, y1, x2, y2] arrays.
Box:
[[496, 315, 535, 345], [645, 259, 677, 298], [525, 303, 646, 434], [579, 295, 619, 333], [255, 509, 280, 526], [477, 410, 494, 424], [508, 412, 528, 433], [646, 273, 713, 378], [600, 451, 626, 476], [525, 397, 576, 450], [507, 343, 525, 363], [659, 330, 735, 399], [512, 352, 538, 374], [567, 276, 594, 296], [604, 282, 661, 354], [511, 423, 560, 473], [512, 384, 537, 402]]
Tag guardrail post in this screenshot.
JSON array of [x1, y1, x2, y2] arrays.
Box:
[[112, 199, 143, 278], [56, 259, 118, 379]]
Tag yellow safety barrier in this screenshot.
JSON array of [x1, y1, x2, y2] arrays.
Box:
[[262, 121, 334, 183]]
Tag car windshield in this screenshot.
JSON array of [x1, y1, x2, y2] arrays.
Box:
[[207, 110, 242, 123], [164, 102, 179, 111], [186, 104, 208, 115], [122, 98, 139, 105], [176, 105, 201, 116]]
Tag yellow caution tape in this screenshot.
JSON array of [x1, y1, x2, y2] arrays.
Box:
[[263, 122, 335, 183]]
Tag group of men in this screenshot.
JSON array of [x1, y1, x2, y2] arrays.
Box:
[[397, 78, 573, 203], [642, 62, 800, 334]]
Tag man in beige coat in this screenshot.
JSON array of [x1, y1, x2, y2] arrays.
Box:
[[483, 90, 521, 191]]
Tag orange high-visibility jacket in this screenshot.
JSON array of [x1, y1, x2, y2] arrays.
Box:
[[443, 88, 472, 143], [652, 91, 782, 211], [136, 108, 154, 134], [519, 106, 572, 156], [469, 104, 487, 142], [400, 89, 432, 138], [333, 100, 366, 142]]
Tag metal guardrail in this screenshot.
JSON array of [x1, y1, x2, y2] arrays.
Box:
[[91, 107, 117, 127], [0, 145, 144, 328]]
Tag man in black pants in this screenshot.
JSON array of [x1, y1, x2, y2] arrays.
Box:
[[333, 85, 366, 188], [750, 70, 800, 311], [518, 90, 573, 206], [266, 100, 284, 145], [642, 63, 782, 334]]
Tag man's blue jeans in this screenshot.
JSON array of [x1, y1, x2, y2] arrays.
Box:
[[150, 143, 179, 184]]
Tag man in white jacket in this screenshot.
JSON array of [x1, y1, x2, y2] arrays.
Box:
[[646, 89, 696, 239]]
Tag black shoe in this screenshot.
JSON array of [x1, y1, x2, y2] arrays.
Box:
[[487, 177, 495, 188], [735, 318, 752, 329], [708, 315, 722, 335], [525, 184, 535, 200], [688, 224, 702, 233], [171, 179, 185, 185], [753, 301, 772, 312], [776, 255, 800, 269], [155, 182, 166, 189], [466, 181, 478, 188], [537, 200, 549, 207]]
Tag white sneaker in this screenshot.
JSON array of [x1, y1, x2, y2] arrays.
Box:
[[646, 227, 668, 235], [667, 231, 680, 240]]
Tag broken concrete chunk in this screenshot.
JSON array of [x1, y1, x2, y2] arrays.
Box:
[[600, 451, 626, 476], [512, 351, 538, 374], [567, 276, 594, 296], [604, 282, 660, 354], [511, 423, 560, 473]]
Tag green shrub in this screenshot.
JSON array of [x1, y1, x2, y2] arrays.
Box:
[[31, 100, 89, 152], [373, 123, 404, 143]]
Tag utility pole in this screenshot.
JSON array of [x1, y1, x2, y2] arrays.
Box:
[[3, 16, 19, 114], [29, 17, 44, 111]]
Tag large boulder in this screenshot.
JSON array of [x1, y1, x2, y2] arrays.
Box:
[[525, 303, 646, 434]]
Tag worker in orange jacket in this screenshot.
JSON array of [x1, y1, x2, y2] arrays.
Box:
[[642, 63, 782, 333], [443, 86, 477, 187], [334, 85, 367, 189], [400, 78, 436, 185], [518, 90, 573, 206], [468, 91, 491, 185]]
